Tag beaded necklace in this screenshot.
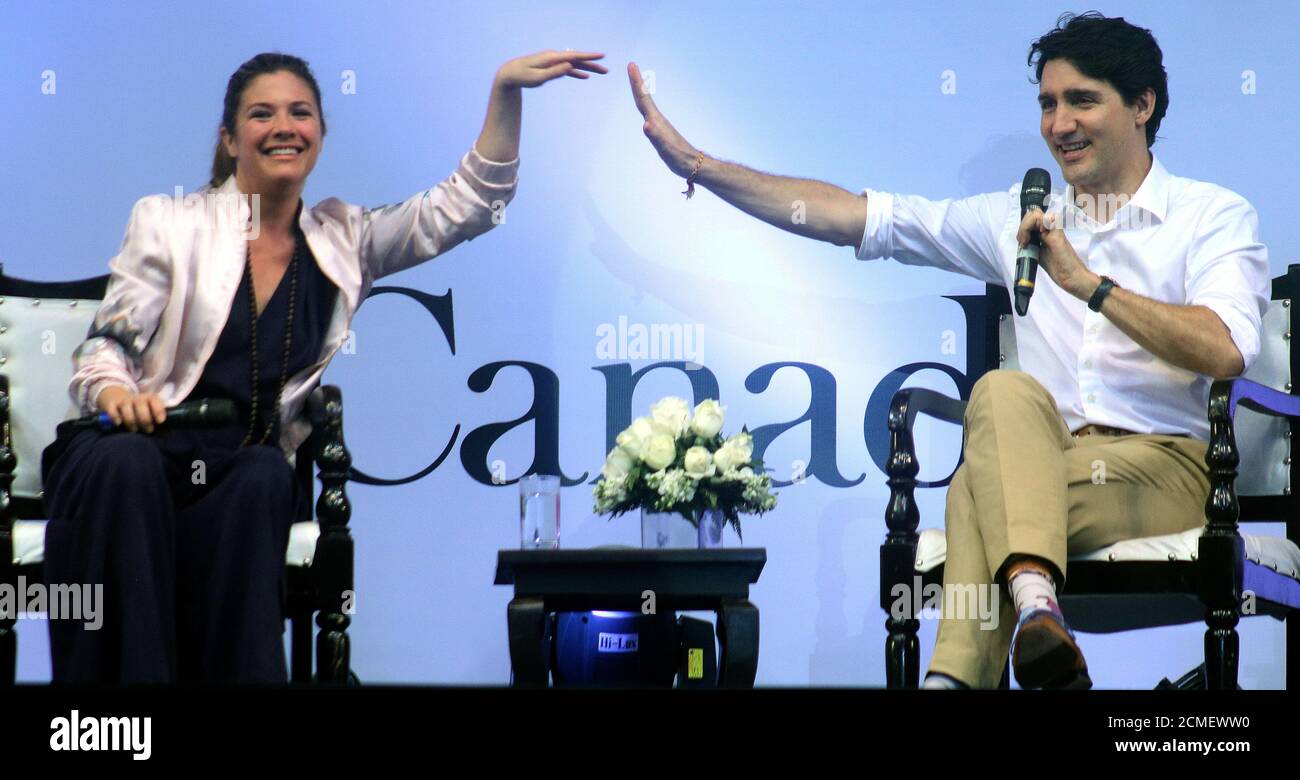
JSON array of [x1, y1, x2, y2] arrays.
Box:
[[241, 234, 299, 446]]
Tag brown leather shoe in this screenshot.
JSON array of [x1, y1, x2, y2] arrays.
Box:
[[1011, 609, 1093, 690]]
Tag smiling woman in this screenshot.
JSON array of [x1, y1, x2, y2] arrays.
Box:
[[40, 48, 607, 685], [211, 53, 327, 195], [211, 56, 329, 317]]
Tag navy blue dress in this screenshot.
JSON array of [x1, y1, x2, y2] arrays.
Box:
[[42, 223, 339, 684]]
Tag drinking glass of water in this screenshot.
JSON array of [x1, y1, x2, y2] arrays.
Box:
[[519, 474, 560, 549]]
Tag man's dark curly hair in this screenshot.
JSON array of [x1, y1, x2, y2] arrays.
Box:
[[1028, 11, 1169, 147]]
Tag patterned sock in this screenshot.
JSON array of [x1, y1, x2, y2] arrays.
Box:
[[1007, 566, 1062, 621], [922, 673, 967, 690]]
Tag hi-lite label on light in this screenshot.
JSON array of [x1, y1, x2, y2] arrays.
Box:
[[596, 632, 639, 653], [687, 648, 704, 679]]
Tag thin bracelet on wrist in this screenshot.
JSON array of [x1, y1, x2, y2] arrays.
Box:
[[682, 152, 705, 199]]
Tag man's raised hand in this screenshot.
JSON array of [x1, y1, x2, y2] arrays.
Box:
[[628, 62, 701, 178]]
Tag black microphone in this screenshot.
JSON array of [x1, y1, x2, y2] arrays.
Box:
[[1014, 167, 1052, 316], [70, 398, 238, 431]]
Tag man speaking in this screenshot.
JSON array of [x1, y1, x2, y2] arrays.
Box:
[[628, 12, 1269, 688]]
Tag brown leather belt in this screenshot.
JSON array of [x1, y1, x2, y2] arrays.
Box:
[[1072, 423, 1139, 438]]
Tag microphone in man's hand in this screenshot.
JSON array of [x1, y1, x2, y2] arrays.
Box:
[[71, 398, 237, 431], [1014, 167, 1052, 316]]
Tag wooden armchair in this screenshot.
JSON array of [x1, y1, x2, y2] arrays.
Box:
[[881, 266, 1300, 689]]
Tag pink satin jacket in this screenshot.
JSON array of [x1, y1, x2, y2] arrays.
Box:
[[69, 148, 518, 455]]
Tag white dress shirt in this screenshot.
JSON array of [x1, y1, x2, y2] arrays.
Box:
[[69, 148, 518, 456], [856, 155, 1270, 441]]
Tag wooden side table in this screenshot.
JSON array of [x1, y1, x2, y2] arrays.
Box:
[[494, 548, 766, 688]]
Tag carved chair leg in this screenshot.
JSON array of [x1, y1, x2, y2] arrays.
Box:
[[315, 610, 351, 684], [1204, 607, 1240, 690], [307, 385, 354, 685], [885, 616, 920, 689]]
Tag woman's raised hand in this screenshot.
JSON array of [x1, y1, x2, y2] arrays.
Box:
[[496, 50, 608, 89], [476, 50, 608, 162]]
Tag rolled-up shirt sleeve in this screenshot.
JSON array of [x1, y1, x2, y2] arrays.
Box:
[[1184, 196, 1270, 373], [856, 187, 1007, 285]]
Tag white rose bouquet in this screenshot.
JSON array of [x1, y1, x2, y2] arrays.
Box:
[[593, 397, 778, 538]]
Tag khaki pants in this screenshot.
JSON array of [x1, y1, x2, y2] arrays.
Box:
[[928, 370, 1211, 688]]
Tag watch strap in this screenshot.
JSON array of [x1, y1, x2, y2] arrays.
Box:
[[1088, 276, 1119, 312]]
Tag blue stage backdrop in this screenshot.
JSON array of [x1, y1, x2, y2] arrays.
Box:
[[2, 0, 1296, 687]]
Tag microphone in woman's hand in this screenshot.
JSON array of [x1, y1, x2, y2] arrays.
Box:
[[72, 399, 238, 431]]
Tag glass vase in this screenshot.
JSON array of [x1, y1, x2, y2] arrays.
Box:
[[640, 508, 726, 549]]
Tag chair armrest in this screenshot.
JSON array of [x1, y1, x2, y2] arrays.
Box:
[[305, 384, 353, 602], [306, 385, 352, 527], [1211, 377, 1300, 421], [885, 388, 967, 536], [881, 387, 969, 614], [1204, 378, 1298, 538], [1197, 380, 1293, 619], [304, 384, 355, 683], [880, 387, 967, 620], [307, 384, 344, 434], [890, 387, 967, 431]]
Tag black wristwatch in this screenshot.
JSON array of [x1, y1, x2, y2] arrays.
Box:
[[1088, 276, 1119, 312]]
